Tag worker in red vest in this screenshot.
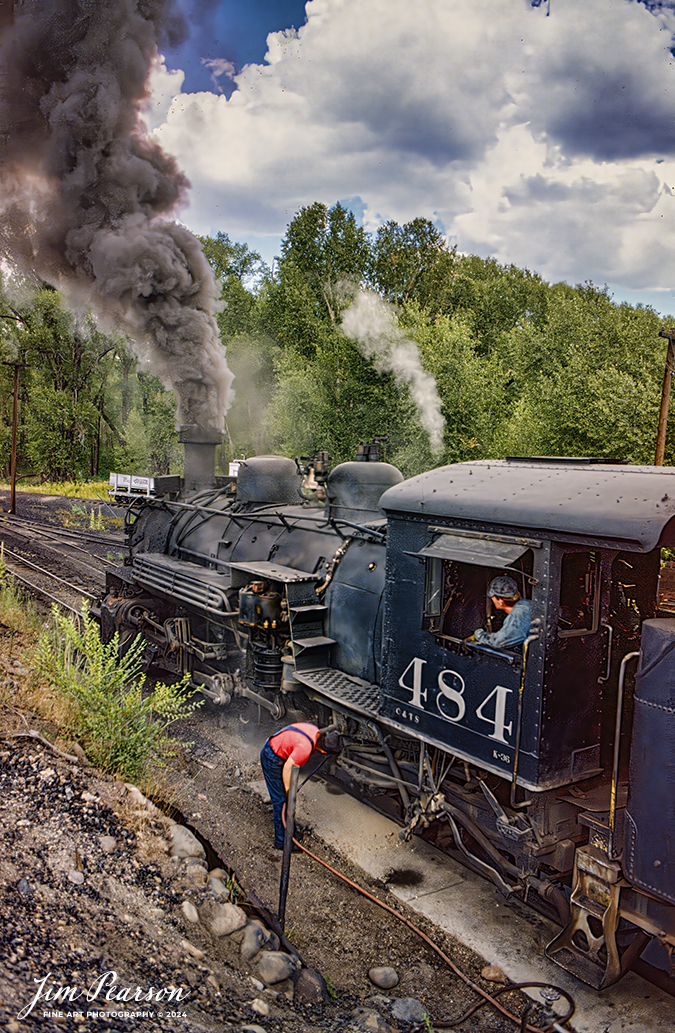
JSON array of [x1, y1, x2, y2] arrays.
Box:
[[260, 723, 343, 849]]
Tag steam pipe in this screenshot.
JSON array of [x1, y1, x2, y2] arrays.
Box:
[[367, 722, 411, 813]]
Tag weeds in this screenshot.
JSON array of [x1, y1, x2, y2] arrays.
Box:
[[36, 605, 204, 783], [89, 506, 104, 531], [224, 871, 243, 905], [325, 975, 337, 1002], [0, 543, 41, 637]]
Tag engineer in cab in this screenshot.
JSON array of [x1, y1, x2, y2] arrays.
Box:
[[466, 576, 532, 650]]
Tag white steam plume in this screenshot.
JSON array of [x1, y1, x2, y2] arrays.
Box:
[[0, 0, 233, 430], [341, 291, 445, 452]]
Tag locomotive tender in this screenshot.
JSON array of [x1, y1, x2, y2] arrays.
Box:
[[99, 426, 675, 991]]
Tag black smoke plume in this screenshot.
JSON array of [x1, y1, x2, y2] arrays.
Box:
[[0, 0, 233, 429]]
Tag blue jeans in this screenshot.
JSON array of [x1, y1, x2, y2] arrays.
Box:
[[260, 740, 287, 848]]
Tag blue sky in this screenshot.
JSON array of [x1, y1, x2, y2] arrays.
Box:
[[148, 0, 675, 318], [167, 1, 310, 94]]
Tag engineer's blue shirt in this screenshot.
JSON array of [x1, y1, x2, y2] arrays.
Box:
[[474, 599, 532, 649]]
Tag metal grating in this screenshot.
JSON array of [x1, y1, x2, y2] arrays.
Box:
[[294, 667, 380, 717]]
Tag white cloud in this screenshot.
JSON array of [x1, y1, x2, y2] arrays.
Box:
[[149, 0, 675, 291], [143, 56, 185, 132]]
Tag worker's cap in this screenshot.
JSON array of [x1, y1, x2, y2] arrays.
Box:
[[316, 730, 343, 754], [487, 575, 519, 599]]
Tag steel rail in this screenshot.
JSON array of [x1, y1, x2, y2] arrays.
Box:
[[1, 546, 97, 600], [1, 523, 116, 573], [3, 563, 85, 616], [3, 513, 123, 547]]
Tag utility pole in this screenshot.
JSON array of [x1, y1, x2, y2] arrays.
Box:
[[2, 360, 29, 514], [0, 1, 14, 31], [655, 329, 675, 466]]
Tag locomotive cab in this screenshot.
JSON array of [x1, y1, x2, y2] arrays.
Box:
[[379, 457, 675, 988]]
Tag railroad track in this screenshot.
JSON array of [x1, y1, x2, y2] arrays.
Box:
[[0, 513, 120, 615], [1, 546, 99, 615]]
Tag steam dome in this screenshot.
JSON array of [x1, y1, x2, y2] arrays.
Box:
[[326, 462, 404, 523], [235, 456, 303, 506]]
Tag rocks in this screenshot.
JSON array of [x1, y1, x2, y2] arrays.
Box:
[[391, 997, 426, 1023], [168, 824, 206, 860], [66, 869, 84, 886], [208, 874, 230, 900], [241, 919, 270, 961], [181, 938, 205, 959], [255, 950, 300, 986], [181, 900, 200, 924], [368, 965, 399, 989], [481, 963, 507, 983], [351, 1007, 394, 1033], [293, 967, 329, 1004], [250, 997, 270, 1016], [204, 902, 248, 938], [98, 835, 117, 853]]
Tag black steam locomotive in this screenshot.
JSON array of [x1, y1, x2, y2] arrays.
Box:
[[98, 427, 675, 991]]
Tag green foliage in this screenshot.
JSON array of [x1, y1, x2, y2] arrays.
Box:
[[0, 478, 111, 499], [280, 202, 370, 324], [36, 606, 203, 782], [125, 373, 181, 475], [198, 230, 267, 340], [369, 217, 456, 311], [0, 283, 128, 481], [198, 230, 266, 284]]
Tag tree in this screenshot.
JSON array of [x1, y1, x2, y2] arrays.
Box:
[[280, 202, 370, 324], [0, 285, 127, 480], [369, 217, 456, 311], [198, 231, 267, 340]]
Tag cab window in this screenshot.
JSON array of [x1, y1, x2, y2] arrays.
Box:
[[558, 550, 599, 637], [423, 552, 533, 646]]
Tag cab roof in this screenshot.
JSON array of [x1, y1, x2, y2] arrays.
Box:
[[379, 458, 675, 551]]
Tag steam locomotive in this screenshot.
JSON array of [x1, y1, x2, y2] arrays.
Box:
[[98, 426, 675, 991]]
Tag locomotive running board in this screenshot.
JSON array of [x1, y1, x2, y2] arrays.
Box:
[[293, 667, 380, 719]]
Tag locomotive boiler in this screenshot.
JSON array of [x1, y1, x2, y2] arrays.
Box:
[[98, 426, 675, 991]]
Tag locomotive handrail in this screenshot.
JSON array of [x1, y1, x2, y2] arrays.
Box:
[[511, 629, 541, 811], [162, 497, 386, 542], [608, 650, 640, 860]]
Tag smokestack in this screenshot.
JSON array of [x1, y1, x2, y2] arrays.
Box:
[[179, 424, 222, 494], [0, 0, 233, 430]]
